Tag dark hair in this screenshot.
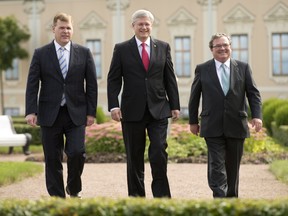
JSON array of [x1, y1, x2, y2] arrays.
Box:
[[209, 33, 231, 49]]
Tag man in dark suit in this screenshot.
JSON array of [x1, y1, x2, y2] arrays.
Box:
[[189, 33, 262, 198], [107, 9, 180, 198], [25, 12, 97, 198]]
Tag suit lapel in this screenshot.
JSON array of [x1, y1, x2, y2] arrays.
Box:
[[47, 42, 64, 79], [129, 37, 144, 69], [68, 42, 77, 78], [209, 60, 223, 95], [230, 59, 239, 92], [149, 37, 157, 72]]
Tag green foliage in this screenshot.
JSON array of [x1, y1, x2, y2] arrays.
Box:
[[11, 116, 26, 124], [14, 123, 42, 145], [274, 104, 288, 127], [96, 106, 108, 124], [85, 122, 125, 153], [272, 123, 288, 147], [0, 16, 30, 71], [168, 132, 207, 158], [270, 160, 288, 184], [244, 135, 285, 154], [0, 145, 43, 154], [85, 121, 288, 162], [262, 99, 288, 134], [262, 97, 281, 112], [86, 136, 125, 154], [0, 197, 288, 216], [0, 162, 43, 186]]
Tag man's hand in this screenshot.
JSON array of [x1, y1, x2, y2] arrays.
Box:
[[190, 124, 200, 136], [171, 110, 180, 121], [86, 115, 95, 126], [25, 114, 37, 127], [111, 108, 122, 122], [251, 118, 262, 132]]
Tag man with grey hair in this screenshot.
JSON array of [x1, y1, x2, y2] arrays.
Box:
[[107, 9, 180, 197], [189, 33, 262, 198]]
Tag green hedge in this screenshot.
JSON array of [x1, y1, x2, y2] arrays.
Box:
[[0, 197, 288, 216], [271, 122, 288, 147], [262, 99, 288, 134], [274, 104, 288, 127], [96, 107, 109, 124], [14, 124, 41, 145]]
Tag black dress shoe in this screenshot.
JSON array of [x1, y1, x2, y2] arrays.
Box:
[[65, 186, 82, 199]]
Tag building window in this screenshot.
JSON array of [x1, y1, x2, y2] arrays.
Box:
[[86, 39, 102, 78], [5, 59, 19, 81], [174, 37, 191, 78], [231, 34, 248, 63], [4, 107, 20, 116], [272, 33, 288, 76]]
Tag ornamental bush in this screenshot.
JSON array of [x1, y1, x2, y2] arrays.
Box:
[[0, 197, 288, 216], [274, 104, 288, 127], [262, 99, 288, 134]]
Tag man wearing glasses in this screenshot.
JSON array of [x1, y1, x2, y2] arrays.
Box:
[[188, 33, 262, 198]]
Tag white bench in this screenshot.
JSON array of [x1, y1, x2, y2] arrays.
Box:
[[0, 115, 31, 155]]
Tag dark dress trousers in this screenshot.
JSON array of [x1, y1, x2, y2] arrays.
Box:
[[189, 59, 262, 197], [107, 36, 180, 197], [25, 41, 97, 197]]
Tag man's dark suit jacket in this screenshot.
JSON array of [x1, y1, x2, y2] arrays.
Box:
[[25, 41, 97, 126], [189, 59, 262, 138], [107, 36, 180, 121]]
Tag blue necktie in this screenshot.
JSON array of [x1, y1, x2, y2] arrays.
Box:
[[221, 63, 230, 95], [58, 47, 67, 105], [58, 47, 67, 78]]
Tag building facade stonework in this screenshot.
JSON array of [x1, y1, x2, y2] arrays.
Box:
[[0, 0, 287, 116]]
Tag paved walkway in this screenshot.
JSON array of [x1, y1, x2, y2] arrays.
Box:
[[0, 154, 288, 200]]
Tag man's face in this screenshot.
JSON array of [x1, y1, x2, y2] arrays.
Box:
[[53, 19, 73, 46], [211, 36, 231, 63], [132, 16, 152, 42]]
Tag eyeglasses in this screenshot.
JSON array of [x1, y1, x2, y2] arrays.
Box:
[[212, 43, 230, 49]]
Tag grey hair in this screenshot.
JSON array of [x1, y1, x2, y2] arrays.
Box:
[[132, 9, 154, 24], [209, 33, 231, 49]]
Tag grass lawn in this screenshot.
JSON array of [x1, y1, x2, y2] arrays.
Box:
[[0, 161, 43, 187], [0, 145, 43, 155], [270, 160, 288, 184]]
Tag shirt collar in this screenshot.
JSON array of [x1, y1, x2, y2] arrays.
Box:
[[135, 36, 150, 48], [215, 59, 230, 70], [54, 40, 71, 52]]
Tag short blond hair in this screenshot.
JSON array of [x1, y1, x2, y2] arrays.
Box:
[[53, 12, 73, 27]]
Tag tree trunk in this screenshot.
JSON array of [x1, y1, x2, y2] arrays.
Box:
[[0, 71, 4, 115]]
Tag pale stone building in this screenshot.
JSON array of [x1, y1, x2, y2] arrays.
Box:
[[0, 0, 287, 116]]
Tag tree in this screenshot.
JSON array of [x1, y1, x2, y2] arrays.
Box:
[[0, 16, 30, 114]]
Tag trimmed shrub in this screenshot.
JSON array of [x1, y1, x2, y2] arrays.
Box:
[[11, 116, 26, 124], [272, 122, 288, 147], [96, 106, 108, 124], [274, 104, 288, 127], [262, 97, 281, 112], [0, 197, 288, 216], [262, 99, 288, 134], [14, 124, 42, 145]]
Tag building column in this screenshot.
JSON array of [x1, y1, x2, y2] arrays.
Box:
[[23, 0, 45, 54], [106, 0, 130, 45], [197, 0, 222, 60]]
